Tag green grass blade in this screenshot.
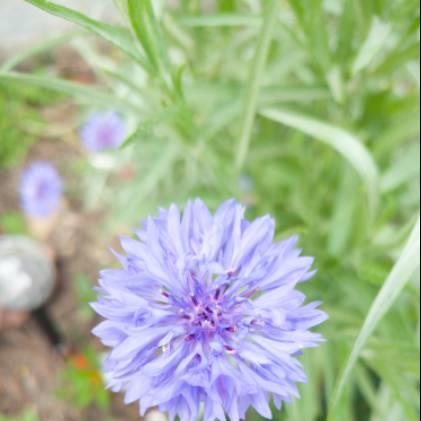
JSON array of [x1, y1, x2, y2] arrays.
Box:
[[259, 86, 330, 105], [0, 72, 137, 113], [260, 107, 380, 220], [352, 16, 392, 75], [328, 215, 421, 420], [23, 0, 147, 67], [117, 142, 180, 222], [235, 0, 279, 170], [328, 167, 357, 256], [180, 14, 261, 27], [120, 109, 178, 149], [113, 0, 128, 16], [127, 0, 170, 82], [381, 142, 420, 192]]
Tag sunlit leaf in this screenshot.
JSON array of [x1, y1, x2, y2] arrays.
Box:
[[24, 0, 147, 67], [127, 0, 169, 78], [235, 0, 279, 170], [0, 72, 137, 113], [328, 215, 420, 419], [260, 107, 380, 220], [180, 14, 261, 27], [352, 16, 392, 75]]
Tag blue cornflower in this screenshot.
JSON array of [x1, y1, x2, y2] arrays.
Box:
[[80, 111, 126, 153], [92, 199, 327, 421], [20, 161, 63, 218]]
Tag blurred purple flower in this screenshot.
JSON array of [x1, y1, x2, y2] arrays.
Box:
[[20, 161, 62, 218], [92, 199, 327, 421], [80, 111, 126, 153]]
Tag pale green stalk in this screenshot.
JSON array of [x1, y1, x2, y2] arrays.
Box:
[[235, 0, 279, 170]]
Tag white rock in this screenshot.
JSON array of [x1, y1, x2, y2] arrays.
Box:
[[0, 236, 55, 311], [144, 409, 168, 421]]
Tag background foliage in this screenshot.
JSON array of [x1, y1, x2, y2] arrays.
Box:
[[0, 0, 419, 420]]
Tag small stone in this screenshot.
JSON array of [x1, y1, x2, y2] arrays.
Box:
[[0, 236, 55, 311], [145, 409, 168, 421]]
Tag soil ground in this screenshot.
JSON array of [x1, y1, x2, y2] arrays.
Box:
[[0, 119, 140, 420]]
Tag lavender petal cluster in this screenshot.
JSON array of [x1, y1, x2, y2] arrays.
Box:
[[80, 111, 126, 153], [92, 199, 327, 421], [20, 161, 63, 218]]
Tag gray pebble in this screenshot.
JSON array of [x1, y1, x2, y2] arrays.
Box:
[[0, 236, 55, 311]]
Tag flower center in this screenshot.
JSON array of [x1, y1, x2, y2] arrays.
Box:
[[169, 286, 237, 342], [185, 292, 222, 332]]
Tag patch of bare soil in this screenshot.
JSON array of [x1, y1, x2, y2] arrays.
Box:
[[0, 136, 139, 420]]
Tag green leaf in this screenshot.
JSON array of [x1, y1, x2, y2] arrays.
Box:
[[260, 107, 380, 220], [328, 167, 357, 256], [381, 143, 420, 192], [328, 215, 421, 419], [0, 212, 27, 235], [127, 0, 170, 80], [74, 274, 96, 321], [352, 16, 392, 75], [235, 0, 280, 170], [23, 0, 147, 67], [120, 109, 177, 149], [120, 121, 156, 149], [116, 142, 179, 222], [218, 0, 237, 13], [0, 72, 137, 113], [0, 410, 39, 421], [20, 410, 39, 421], [179, 14, 261, 27], [95, 388, 111, 411], [113, 0, 128, 16], [259, 86, 330, 105]]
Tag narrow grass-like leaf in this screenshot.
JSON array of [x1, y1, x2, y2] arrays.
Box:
[[24, 0, 147, 67], [235, 0, 279, 170], [328, 168, 356, 256], [381, 143, 420, 192], [180, 14, 261, 27], [113, 0, 128, 16], [118, 142, 180, 221], [120, 123, 155, 149], [200, 102, 242, 145], [259, 86, 329, 105], [352, 16, 392, 75], [127, 0, 170, 82], [328, 215, 421, 420], [0, 72, 137, 113], [218, 0, 237, 13], [260, 107, 380, 220], [120, 109, 178, 149]]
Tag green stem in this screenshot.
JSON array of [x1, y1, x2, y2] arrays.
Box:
[[235, 0, 279, 170]]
